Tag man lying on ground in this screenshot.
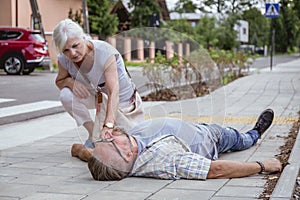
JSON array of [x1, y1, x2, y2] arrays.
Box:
[[72, 109, 282, 181]]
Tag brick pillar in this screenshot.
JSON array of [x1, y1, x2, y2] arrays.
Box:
[[137, 39, 144, 61], [178, 42, 183, 62], [166, 41, 174, 59], [124, 38, 131, 62], [185, 43, 190, 56], [149, 41, 155, 62], [107, 37, 116, 48]]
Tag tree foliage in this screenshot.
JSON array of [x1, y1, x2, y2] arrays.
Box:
[[242, 7, 269, 47], [194, 15, 218, 49], [274, 0, 300, 53], [174, 0, 197, 13], [68, 8, 83, 26], [165, 19, 195, 40], [198, 0, 259, 14], [87, 0, 119, 38], [215, 14, 240, 50], [128, 0, 161, 27]]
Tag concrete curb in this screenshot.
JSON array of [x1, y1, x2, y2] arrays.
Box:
[[0, 106, 65, 125], [270, 127, 300, 199]]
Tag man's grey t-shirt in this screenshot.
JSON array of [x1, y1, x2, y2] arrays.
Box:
[[128, 118, 219, 160]]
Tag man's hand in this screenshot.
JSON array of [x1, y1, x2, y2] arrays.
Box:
[[262, 158, 282, 173], [99, 127, 113, 139]]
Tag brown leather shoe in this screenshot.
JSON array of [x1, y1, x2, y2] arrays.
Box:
[[71, 144, 83, 157], [78, 148, 92, 162], [71, 144, 92, 162]]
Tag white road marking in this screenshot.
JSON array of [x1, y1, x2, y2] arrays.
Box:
[[0, 98, 16, 103]]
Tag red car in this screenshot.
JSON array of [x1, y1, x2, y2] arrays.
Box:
[[0, 27, 50, 75]]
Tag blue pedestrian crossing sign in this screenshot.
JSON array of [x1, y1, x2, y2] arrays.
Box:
[[265, 3, 280, 18]]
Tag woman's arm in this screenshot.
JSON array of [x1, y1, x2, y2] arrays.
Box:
[[55, 61, 90, 99], [55, 61, 74, 90], [103, 55, 119, 126], [207, 158, 282, 179]]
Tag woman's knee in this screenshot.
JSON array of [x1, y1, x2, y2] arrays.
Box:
[[59, 87, 73, 105]]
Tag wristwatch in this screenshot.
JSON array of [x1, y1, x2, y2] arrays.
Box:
[[103, 122, 114, 129]]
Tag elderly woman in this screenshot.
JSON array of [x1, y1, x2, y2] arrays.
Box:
[[52, 19, 144, 148]]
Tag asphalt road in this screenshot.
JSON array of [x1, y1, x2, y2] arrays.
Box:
[[0, 72, 59, 107], [252, 54, 300, 69], [0, 54, 299, 108]]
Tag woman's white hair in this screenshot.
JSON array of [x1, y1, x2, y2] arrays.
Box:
[[52, 19, 87, 53]]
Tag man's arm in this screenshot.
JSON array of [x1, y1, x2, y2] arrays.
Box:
[[207, 158, 282, 179]]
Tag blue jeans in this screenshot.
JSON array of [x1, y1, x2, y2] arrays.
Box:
[[210, 124, 259, 154]]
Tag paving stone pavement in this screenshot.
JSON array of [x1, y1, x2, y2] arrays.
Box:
[[0, 59, 300, 200]]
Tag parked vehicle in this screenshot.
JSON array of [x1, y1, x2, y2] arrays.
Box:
[[0, 27, 50, 75], [237, 44, 265, 55]]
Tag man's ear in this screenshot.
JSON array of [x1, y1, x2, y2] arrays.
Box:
[[125, 151, 134, 162]]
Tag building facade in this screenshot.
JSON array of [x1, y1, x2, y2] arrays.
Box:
[[0, 0, 82, 65]]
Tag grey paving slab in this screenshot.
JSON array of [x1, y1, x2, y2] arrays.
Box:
[[148, 188, 215, 200], [0, 156, 31, 165], [226, 177, 266, 187], [219, 147, 256, 161], [166, 179, 228, 191], [33, 165, 87, 177], [104, 177, 172, 193], [0, 175, 16, 182], [0, 166, 38, 176], [0, 197, 19, 200], [215, 185, 264, 198], [0, 183, 48, 199], [211, 197, 258, 200], [22, 193, 85, 200], [7, 160, 57, 170], [8, 173, 69, 185], [83, 190, 151, 200], [65, 171, 101, 183], [58, 159, 88, 168], [39, 182, 107, 195], [32, 153, 74, 164]]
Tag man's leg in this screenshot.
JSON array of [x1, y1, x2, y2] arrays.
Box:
[[213, 125, 259, 153], [216, 109, 274, 153]]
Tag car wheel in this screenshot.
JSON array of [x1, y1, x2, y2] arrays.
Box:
[[2, 53, 25, 75]]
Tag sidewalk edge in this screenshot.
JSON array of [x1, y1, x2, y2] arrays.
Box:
[[0, 106, 65, 125], [270, 127, 300, 199]]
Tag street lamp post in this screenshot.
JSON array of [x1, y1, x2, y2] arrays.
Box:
[[82, 0, 90, 34], [265, 2, 280, 71]]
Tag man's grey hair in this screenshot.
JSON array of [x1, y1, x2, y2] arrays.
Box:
[[88, 156, 130, 181]]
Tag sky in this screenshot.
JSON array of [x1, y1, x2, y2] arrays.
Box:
[[165, 0, 268, 14]]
